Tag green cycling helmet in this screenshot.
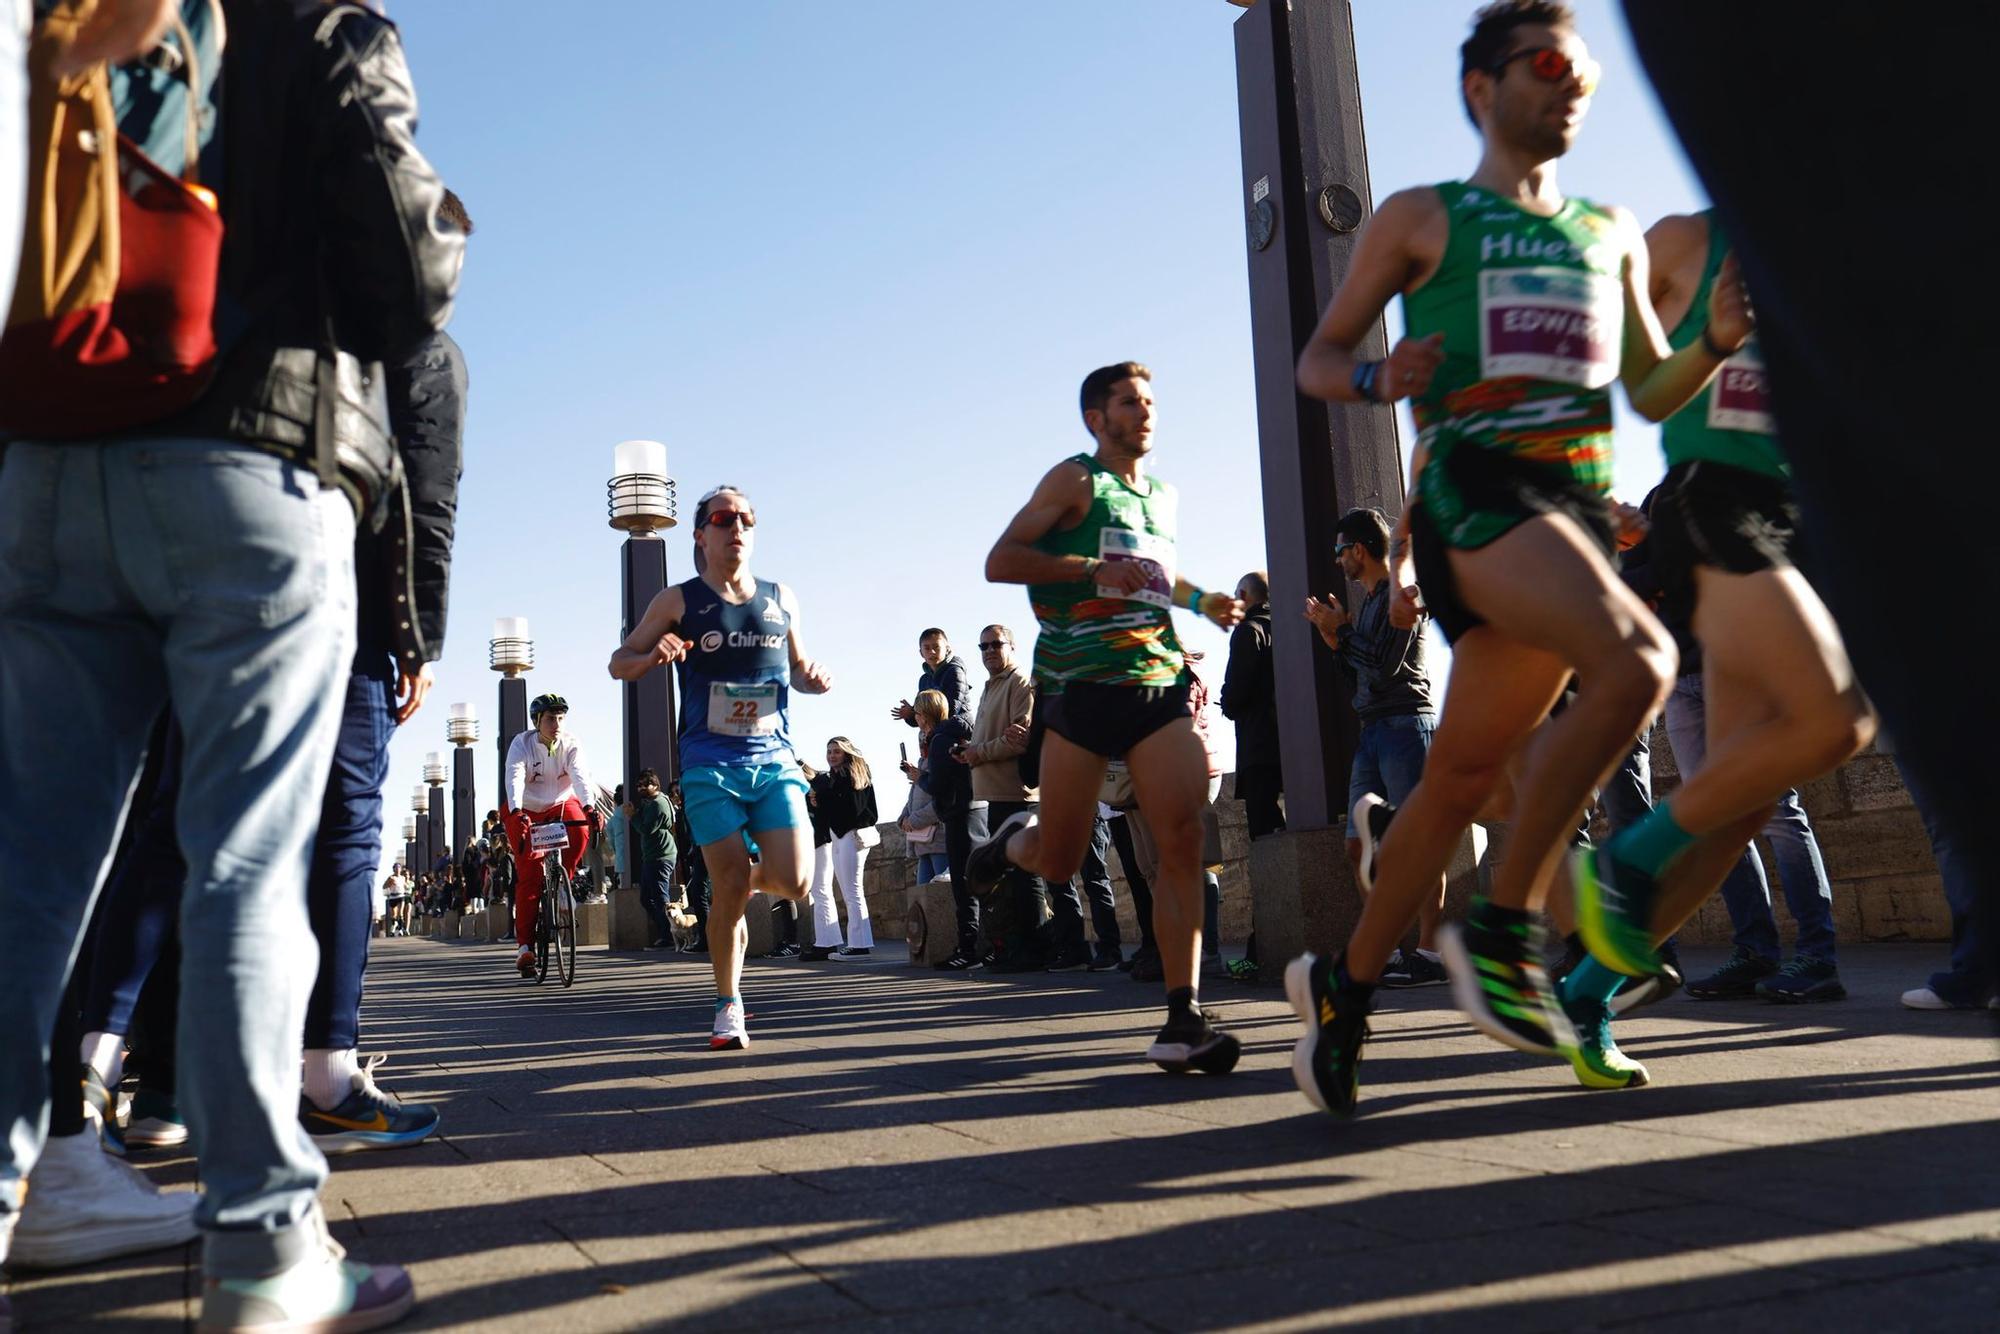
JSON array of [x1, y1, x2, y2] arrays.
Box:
[[529, 693, 569, 719]]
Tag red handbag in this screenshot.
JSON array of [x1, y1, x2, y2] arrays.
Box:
[[0, 2, 222, 437]]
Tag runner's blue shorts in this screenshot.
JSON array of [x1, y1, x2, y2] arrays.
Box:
[[681, 762, 809, 848]]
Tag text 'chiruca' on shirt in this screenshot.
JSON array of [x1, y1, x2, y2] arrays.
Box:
[[675, 575, 794, 769]]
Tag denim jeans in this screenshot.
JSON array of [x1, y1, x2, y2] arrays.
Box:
[[0, 439, 355, 1276], [915, 851, 949, 884], [1347, 712, 1437, 813], [303, 653, 397, 1051], [1601, 730, 1654, 833], [1664, 674, 1838, 961], [1895, 755, 1992, 1004], [1074, 813, 1120, 949], [637, 855, 675, 944]]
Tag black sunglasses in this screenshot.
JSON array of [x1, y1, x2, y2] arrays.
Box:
[[977, 640, 1008, 651], [1333, 541, 1359, 556]]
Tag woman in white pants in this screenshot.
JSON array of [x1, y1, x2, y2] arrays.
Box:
[[798, 761, 837, 960], [814, 737, 879, 959]]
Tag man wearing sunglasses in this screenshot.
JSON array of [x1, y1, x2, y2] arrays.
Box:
[[973, 362, 1246, 1075], [609, 486, 830, 1051], [1303, 508, 1444, 989], [1286, 0, 1755, 1119]]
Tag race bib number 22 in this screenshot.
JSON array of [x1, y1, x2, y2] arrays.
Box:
[[707, 682, 781, 737]]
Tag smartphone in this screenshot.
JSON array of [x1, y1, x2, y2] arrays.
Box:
[[899, 742, 908, 763]]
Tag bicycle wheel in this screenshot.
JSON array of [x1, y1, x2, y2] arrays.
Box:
[[553, 866, 577, 987], [534, 873, 553, 984]]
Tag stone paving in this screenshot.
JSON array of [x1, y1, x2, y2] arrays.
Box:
[[8, 938, 1999, 1331]]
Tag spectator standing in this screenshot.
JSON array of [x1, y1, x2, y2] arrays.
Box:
[[891, 628, 973, 730], [1304, 507, 1446, 988], [607, 784, 630, 890], [903, 690, 980, 969], [798, 761, 837, 960], [818, 738, 880, 960], [1220, 571, 1284, 839], [0, 1, 459, 1325], [900, 747, 949, 885], [1893, 751, 1994, 1011], [626, 769, 679, 951]]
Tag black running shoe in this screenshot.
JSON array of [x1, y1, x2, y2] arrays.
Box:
[[1087, 945, 1123, 972], [1130, 950, 1163, 983], [1285, 952, 1370, 1118], [1379, 947, 1447, 989], [1147, 1009, 1241, 1075], [799, 945, 835, 962], [1439, 906, 1574, 1057], [1350, 794, 1394, 895], [1684, 947, 1776, 999], [964, 811, 1035, 898], [934, 948, 978, 971], [1046, 945, 1093, 973]]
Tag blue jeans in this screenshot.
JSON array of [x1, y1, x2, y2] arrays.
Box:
[[1347, 712, 1437, 813], [1075, 813, 1120, 950], [303, 654, 397, 1051], [0, 439, 355, 1277], [916, 851, 950, 884], [1664, 674, 1838, 962], [1895, 755, 1992, 1005]]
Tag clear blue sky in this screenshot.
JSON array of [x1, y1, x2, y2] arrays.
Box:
[[376, 0, 1704, 880]]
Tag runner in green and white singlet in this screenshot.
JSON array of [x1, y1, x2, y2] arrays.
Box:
[[978, 362, 1246, 1077], [1282, 1, 1756, 1119], [1565, 208, 1873, 1002]]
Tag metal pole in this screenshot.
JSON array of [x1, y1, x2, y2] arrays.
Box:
[[495, 677, 527, 813], [620, 536, 678, 883], [426, 785, 446, 876], [452, 746, 475, 863]]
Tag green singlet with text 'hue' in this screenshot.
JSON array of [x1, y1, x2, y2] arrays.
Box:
[[1029, 453, 1186, 690], [1660, 210, 1786, 479], [1403, 181, 1623, 547]]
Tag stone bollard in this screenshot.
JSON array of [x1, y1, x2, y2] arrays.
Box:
[[574, 900, 610, 947], [441, 910, 461, 941], [905, 876, 959, 967], [609, 888, 651, 950], [1248, 826, 1359, 972], [742, 898, 778, 958]]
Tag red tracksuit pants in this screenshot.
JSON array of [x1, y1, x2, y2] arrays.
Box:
[[507, 798, 589, 948]]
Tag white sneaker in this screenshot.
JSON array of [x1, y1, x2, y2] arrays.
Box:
[[710, 1000, 749, 1051], [7, 1132, 199, 1269], [198, 1206, 412, 1333], [1902, 986, 1954, 1010]]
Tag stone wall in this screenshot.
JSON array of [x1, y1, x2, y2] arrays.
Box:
[[843, 742, 1948, 950]]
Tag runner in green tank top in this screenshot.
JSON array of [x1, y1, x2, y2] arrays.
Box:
[[977, 362, 1247, 1078], [1028, 453, 1186, 690], [1282, 1, 1756, 1119], [1567, 208, 1873, 1001]]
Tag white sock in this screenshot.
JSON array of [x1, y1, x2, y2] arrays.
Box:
[[302, 1048, 361, 1111], [80, 1030, 125, 1088]]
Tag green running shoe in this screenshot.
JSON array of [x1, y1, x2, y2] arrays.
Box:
[[1439, 909, 1574, 1057], [1571, 847, 1661, 977], [1560, 994, 1650, 1090]]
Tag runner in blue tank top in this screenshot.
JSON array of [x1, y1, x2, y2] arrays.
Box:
[[611, 486, 832, 1050]]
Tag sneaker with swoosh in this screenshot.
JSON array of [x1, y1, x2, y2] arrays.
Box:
[[299, 1056, 440, 1155]]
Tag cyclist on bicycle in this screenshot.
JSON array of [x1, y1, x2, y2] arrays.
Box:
[[503, 694, 601, 978]]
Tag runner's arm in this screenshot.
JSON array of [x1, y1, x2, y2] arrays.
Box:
[[1617, 207, 1753, 421], [1643, 211, 1708, 327], [1170, 577, 1245, 629], [781, 584, 832, 694], [609, 584, 687, 681], [984, 460, 1100, 587], [1296, 188, 1447, 403]]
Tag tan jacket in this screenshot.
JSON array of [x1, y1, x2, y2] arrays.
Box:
[[963, 666, 1036, 802]]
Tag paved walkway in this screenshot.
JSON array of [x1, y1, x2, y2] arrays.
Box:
[[9, 939, 1999, 1331]]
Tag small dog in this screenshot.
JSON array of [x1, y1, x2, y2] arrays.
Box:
[[667, 891, 700, 950]]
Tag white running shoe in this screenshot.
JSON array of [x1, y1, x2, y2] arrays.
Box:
[[710, 1000, 749, 1051], [197, 1206, 412, 1333], [8, 1132, 199, 1269]]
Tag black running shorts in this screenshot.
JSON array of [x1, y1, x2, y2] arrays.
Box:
[[1409, 483, 1618, 646], [1041, 679, 1193, 760], [1650, 459, 1798, 634]]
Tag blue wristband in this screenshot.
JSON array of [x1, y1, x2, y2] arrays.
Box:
[[1351, 359, 1384, 403], [1183, 586, 1206, 613]]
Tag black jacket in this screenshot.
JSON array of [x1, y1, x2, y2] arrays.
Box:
[[176, 1, 461, 515], [818, 773, 879, 839], [1219, 604, 1281, 767], [918, 717, 976, 820], [357, 331, 464, 667], [906, 654, 974, 728]]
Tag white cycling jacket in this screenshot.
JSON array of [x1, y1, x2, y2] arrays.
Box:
[[505, 728, 594, 814]]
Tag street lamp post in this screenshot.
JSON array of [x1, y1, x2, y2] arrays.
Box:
[[447, 703, 479, 865], [410, 784, 432, 875], [402, 814, 418, 880], [423, 751, 448, 876], [489, 617, 532, 814], [607, 439, 679, 888]]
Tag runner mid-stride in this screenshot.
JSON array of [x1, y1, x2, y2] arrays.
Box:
[[972, 362, 1246, 1074], [610, 486, 829, 1050]]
